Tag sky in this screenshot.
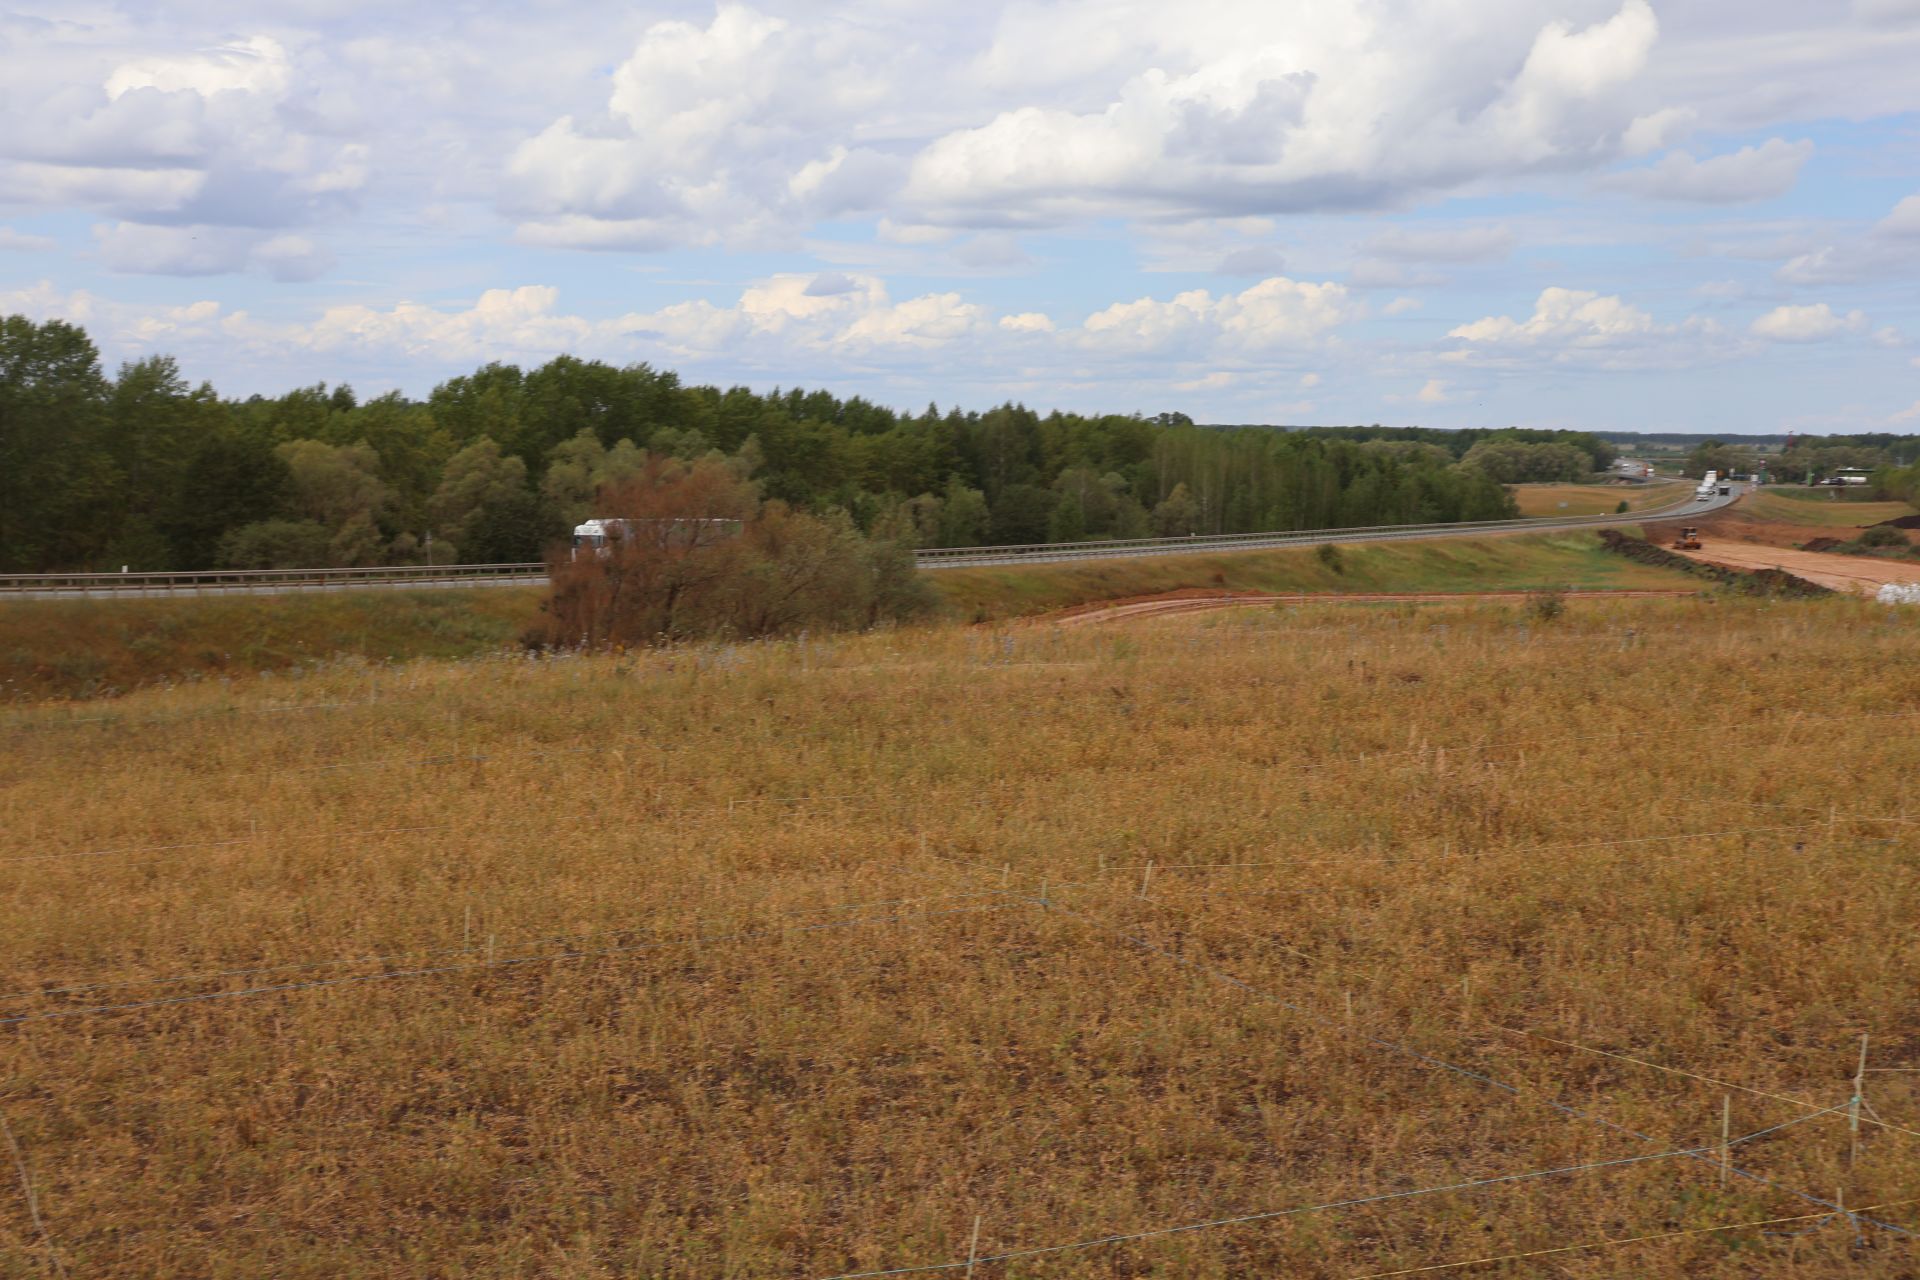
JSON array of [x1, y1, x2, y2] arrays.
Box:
[[2, 0, 1919, 433]]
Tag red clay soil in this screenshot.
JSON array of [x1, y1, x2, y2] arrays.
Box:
[[1673, 543, 1920, 594], [1039, 587, 1693, 627], [1646, 500, 1902, 554]]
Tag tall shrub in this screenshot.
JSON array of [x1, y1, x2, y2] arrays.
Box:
[[538, 453, 931, 647]]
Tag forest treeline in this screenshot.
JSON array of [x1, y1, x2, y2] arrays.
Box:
[[1681, 435, 1920, 485], [0, 313, 1644, 573]]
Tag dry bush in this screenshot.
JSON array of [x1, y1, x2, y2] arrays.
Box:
[[537, 454, 931, 648], [3, 595, 1919, 1276]]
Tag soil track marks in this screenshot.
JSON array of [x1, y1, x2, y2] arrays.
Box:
[[1042, 586, 1694, 627]]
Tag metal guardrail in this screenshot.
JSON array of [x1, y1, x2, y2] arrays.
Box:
[[0, 492, 1711, 596], [0, 562, 548, 595]]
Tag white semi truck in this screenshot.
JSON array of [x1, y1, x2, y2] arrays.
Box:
[[570, 517, 744, 560], [1694, 470, 1719, 500]]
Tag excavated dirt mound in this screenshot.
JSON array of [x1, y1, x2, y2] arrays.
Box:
[[1665, 541, 1920, 595], [1596, 530, 1832, 597], [1801, 537, 1845, 552], [1873, 514, 1920, 530]]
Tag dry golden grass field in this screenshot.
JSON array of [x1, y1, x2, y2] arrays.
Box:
[[1509, 480, 1694, 518], [4, 595, 1920, 1277]]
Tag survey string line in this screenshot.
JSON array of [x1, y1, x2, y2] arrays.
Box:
[[1493, 1026, 1920, 1142], [0, 899, 1023, 1027], [1345, 1194, 1920, 1279], [1057, 877, 1917, 1146], [814, 1105, 1846, 1279], [0, 887, 1018, 1006], [1034, 893, 1912, 1238]]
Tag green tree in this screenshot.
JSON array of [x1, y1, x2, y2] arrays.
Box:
[[161, 435, 294, 569], [464, 488, 562, 563], [427, 438, 533, 561], [935, 478, 990, 547], [217, 519, 331, 569], [277, 440, 396, 532], [103, 355, 224, 569], [0, 316, 114, 570], [542, 430, 650, 526], [989, 483, 1056, 544], [1151, 482, 1199, 536]]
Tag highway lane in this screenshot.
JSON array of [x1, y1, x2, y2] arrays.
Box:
[[1, 483, 1742, 600]]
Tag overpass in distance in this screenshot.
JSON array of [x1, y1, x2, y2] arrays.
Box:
[[0, 483, 1741, 601]]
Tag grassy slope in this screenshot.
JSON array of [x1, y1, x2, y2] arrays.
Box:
[[1509, 478, 1692, 517], [930, 529, 1700, 619], [1743, 488, 1917, 527], [0, 588, 543, 701], [2, 531, 1702, 701]]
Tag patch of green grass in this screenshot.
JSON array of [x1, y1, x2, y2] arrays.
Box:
[[0, 588, 543, 702], [1509, 479, 1692, 517], [1746, 490, 1917, 527], [930, 530, 1700, 619]]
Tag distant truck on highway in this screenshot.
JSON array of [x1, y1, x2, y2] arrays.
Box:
[[1695, 470, 1719, 500], [570, 517, 744, 560]]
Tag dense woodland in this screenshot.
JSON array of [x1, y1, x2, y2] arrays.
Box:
[[2, 313, 1665, 574], [1683, 436, 1920, 483]]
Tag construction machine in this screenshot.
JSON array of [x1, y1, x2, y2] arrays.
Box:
[[1671, 527, 1702, 550]]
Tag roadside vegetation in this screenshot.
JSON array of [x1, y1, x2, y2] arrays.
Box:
[[537, 454, 932, 648], [0, 589, 539, 702], [931, 529, 1700, 620], [1, 530, 1700, 700], [3, 595, 1917, 1276]]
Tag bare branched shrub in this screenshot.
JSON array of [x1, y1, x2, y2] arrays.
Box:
[[537, 453, 933, 647], [1525, 587, 1567, 622]]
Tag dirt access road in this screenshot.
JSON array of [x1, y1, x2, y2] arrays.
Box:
[[1044, 588, 1694, 627], [1676, 543, 1920, 594]]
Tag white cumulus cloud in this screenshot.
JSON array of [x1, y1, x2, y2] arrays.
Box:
[[1450, 287, 1663, 346], [1602, 138, 1812, 203], [905, 0, 1660, 227], [1082, 276, 1354, 353], [1442, 285, 1742, 369], [1880, 194, 1920, 237], [0, 27, 371, 262], [506, 5, 901, 249], [1750, 303, 1869, 341]]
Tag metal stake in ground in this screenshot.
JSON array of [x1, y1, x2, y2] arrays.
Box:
[[1721, 1095, 1731, 1188], [1853, 1033, 1870, 1168]]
